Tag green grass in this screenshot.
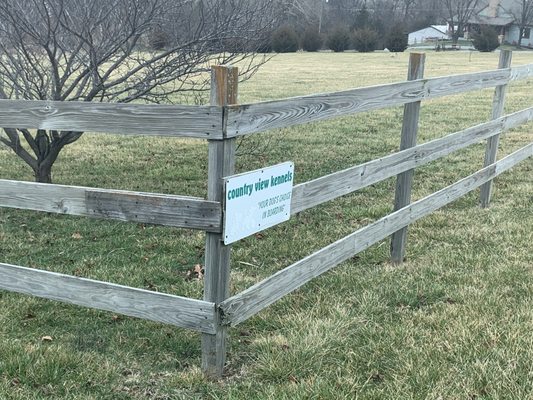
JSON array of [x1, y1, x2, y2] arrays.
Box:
[[1, 51, 533, 399]]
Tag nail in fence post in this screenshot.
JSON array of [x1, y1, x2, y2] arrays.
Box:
[[201, 65, 238, 378], [390, 52, 426, 264], [480, 50, 512, 208]]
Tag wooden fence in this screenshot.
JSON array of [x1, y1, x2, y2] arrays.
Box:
[[1, 51, 532, 378]]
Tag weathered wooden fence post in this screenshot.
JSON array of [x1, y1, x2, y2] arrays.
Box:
[[202, 65, 238, 377], [480, 50, 513, 208], [390, 52, 426, 264]]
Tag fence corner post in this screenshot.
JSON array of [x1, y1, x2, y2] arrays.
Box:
[[480, 49, 513, 208], [201, 65, 238, 378], [390, 52, 426, 264]]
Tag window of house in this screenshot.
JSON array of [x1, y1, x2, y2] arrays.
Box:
[[523, 28, 531, 39]]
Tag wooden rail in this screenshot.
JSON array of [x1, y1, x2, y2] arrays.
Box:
[[0, 263, 217, 334], [291, 107, 533, 214], [220, 143, 533, 326], [0, 99, 223, 139], [0, 180, 222, 232], [225, 64, 533, 137], [509, 63, 533, 80], [0, 64, 530, 140]]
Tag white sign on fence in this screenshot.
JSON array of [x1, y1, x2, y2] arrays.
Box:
[[223, 162, 294, 245]]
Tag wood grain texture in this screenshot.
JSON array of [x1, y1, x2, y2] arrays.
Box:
[[510, 63, 533, 80], [0, 262, 217, 334], [226, 69, 512, 137], [0, 99, 222, 139], [0, 180, 222, 232], [390, 53, 426, 263], [221, 142, 533, 326], [291, 107, 533, 214], [480, 50, 513, 207], [202, 65, 238, 378]]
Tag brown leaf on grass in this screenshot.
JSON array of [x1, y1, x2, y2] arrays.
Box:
[[23, 311, 36, 320], [185, 264, 204, 280], [288, 375, 298, 384], [71, 232, 83, 240], [144, 280, 157, 291], [255, 233, 264, 240], [370, 372, 383, 383], [194, 264, 204, 279], [41, 336, 53, 342]]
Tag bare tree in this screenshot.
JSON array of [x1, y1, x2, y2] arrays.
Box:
[[443, 0, 481, 42], [509, 0, 533, 47], [0, 0, 274, 183], [278, 0, 325, 30], [410, 0, 445, 29], [325, 0, 365, 29], [402, 0, 417, 18]]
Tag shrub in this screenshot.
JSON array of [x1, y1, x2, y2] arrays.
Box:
[[271, 25, 299, 53], [385, 25, 408, 52], [326, 26, 351, 52], [352, 28, 379, 52], [472, 25, 500, 52], [301, 27, 322, 52]]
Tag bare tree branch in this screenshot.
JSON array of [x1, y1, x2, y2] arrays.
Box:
[[0, 0, 276, 182]]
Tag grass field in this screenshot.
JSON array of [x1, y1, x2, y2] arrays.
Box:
[[1, 51, 532, 399]]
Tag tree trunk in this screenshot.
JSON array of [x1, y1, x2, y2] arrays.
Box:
[[32, 130, 64, 184], [35, 164, 52, 183], [453, 24, 463, 44]]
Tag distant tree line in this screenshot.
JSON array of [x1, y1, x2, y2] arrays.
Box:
[[260, 0, 444, 53], [264, 0, 533, 52]]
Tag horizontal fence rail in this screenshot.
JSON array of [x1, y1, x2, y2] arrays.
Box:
[[0, 65, 530, 140], [291, 107, 533, 214], [0, 263, 217, 334], [0, 180, 222, 232], [226, 64, 533, 137], [0, 99, 223, 139], [510, 63, 533, 80], [221, 143, 533, 326]]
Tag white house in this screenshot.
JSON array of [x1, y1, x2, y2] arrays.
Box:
[[468, 0, 533, 47], [408, 25, 450, 45]]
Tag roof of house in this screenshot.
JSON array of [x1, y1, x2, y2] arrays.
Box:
[[469, 0, 520, 26], [409, 25, 448, 36], [431, 25, 449, 34]]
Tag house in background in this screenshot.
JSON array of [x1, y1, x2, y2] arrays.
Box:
[[408, 25, 450, 45], [467, 0, 533, 47]]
